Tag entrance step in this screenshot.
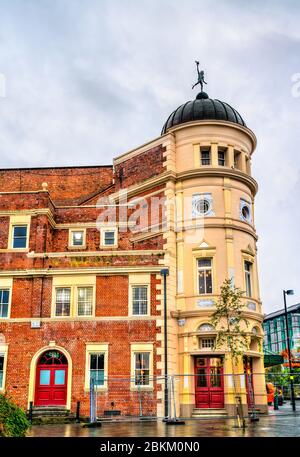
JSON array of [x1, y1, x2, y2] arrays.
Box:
[[192, 408, 228, 418], [28, 407, 76, 424], [31, 407, 72, 417]]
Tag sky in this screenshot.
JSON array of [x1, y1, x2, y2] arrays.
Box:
[[0, 0, 299, 313]]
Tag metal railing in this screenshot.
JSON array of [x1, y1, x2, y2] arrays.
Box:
[[88, 372, 299, 423]]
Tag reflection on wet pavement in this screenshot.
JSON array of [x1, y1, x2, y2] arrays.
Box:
[[27, 412, 300, 437]]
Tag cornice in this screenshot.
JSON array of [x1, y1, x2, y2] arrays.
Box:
[[165, 119, 257, 152], [0, 265, 163, 277], [176, 167, 258, 195], [27, 249, 165, 259], [171, 309, 264, 322], [0, 315, 160, 324]]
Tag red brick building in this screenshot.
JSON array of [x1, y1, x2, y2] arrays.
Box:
[[0, 89, 267, 419], [0, 153, 167, 417]]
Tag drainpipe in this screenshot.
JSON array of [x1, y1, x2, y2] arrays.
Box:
[[160, 268, 169, 420]]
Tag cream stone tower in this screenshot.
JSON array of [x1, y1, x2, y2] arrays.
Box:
[[160, 90, 267, 417]]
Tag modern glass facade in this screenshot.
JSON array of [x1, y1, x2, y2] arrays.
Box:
[[263, 305, 300, 354]]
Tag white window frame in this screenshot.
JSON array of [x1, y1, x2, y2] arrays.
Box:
[[244, 261, 253, 298], [0, 289, 11, 319], [68, 229, 86, 249], [84, 343, 108, 391], [128, 274, 151, 317], [130, 343, 153, 391], [0, 278, 13, 319], [77, 286, 94, 316], [131, 285, 150, 316], [197, 258, 213, 295], [54, 287, 72, 317], [0, 344, 8, 392], [7, 215, 31, 251], [52, 280, 96, 318], [12, 225, 28, 249], [100, 227, 118, 248], [199, 337, 215, 349]]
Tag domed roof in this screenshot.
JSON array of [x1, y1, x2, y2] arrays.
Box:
[[161, 92, 246, 135]]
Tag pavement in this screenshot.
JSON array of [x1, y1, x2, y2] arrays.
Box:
[[27, 404, 300, 437]]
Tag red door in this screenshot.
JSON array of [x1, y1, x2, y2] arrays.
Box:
[[194, 357, 224, 408], [244, 357, 254, 407], [35, 350, 68, 406]]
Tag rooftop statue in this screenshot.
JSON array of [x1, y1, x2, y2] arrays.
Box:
[[192, 61, 207, 92]]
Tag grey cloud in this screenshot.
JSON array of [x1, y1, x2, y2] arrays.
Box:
[[0, 0, 299, 311]]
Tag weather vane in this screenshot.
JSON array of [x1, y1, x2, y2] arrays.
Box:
[[192, 61, 207, 92]]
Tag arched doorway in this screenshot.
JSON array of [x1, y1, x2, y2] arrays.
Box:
[[34, 350, 68, 406]]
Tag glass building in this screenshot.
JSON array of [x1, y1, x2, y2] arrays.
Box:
[[263, 304, 300, 354]]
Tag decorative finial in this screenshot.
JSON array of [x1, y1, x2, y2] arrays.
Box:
[[42, 182, 48, 191], [192, 60, 207, 93]]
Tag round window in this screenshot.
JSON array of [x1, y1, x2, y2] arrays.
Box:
[[241, 204, 251, 221], [194, 199, 211, 215]]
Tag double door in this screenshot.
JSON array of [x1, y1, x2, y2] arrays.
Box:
[[35, 365, 68, 406], [194, 357, 224, 408]]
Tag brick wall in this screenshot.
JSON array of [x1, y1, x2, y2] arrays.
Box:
[[0, 155, 166, 416], [0, 166, 113, 205], [114, 145, 166, 190], [0, 320, 160, 416]]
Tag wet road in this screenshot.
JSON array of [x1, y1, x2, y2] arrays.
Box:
[[27, 409, 300, 437]]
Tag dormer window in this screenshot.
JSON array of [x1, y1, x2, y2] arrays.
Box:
[[201, 148, 211, 166]]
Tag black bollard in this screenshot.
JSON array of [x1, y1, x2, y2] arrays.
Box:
[[76, 401, 81, 423], [28, 401, 33, 424]]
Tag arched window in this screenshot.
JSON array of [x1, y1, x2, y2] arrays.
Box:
[[251, 326, 260, 335], [197, 323, 215, 332], [38, 350, 68, 365]]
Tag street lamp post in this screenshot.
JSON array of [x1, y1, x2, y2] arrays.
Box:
[[160, 268, 169, 420], [283, 289, 296, 412]]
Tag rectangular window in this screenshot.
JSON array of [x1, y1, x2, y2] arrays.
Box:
[[218, 150, 226, 166], [0, 354, 4, 389], [200, 338, 215, 349], [55, 288, 71, 316], [201, 149, 211, 166], [100, 227, 118, 248], [12, 225, 27, 249], [0, 289, 9, 318], [198, 258, 213, 294], [90, 353, 105, 386], [234, 151, 241, 169], [132, 286, 148, 315], [244, 261, 252, 297], [77, 287, 93, 316], [71, 230, 84, 246], [104, 231, 115, 245], [134, 352, 150, 386]]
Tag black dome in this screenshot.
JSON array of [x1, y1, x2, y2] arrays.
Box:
[[161, 92, 246, 135]]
